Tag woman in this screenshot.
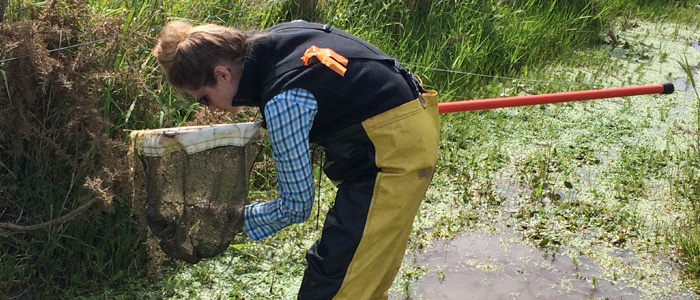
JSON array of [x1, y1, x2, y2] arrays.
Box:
[[153, 20, 439, 300]]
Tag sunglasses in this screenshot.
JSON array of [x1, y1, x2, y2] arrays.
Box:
[[195, 68, 233, 106]]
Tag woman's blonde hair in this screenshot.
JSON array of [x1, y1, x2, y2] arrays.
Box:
[[153, 21, 249, 90]]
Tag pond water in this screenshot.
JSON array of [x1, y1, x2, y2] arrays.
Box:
[[674, 77, 695, 92], [390, 21, 700, 300], [399, 229, 695, 300], [690, 41, 700, 51]]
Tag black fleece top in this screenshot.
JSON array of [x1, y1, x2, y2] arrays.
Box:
[[231, 22, 417, 142]]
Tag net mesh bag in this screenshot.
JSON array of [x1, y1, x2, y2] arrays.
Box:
[[130, 122, 262, 263]]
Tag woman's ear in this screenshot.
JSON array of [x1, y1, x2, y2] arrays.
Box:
[[213, 65, 232, 83]]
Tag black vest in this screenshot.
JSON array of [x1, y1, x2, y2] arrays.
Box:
[[231, 22, 418, 142]]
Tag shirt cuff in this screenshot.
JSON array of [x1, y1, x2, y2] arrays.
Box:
[[243, 200, 284, 240]]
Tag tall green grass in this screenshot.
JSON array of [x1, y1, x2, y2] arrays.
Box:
[[2, 0, 699, 298]]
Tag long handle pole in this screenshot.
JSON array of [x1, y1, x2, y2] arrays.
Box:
[[437, 82, 674, 114]]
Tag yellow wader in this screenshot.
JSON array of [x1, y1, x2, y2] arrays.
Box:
[[299, 91, 439, 300]]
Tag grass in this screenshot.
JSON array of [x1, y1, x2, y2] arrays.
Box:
[[2, 0, 700, 299]]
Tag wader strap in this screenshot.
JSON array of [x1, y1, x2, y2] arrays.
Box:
[[393, 59, 426, 108]]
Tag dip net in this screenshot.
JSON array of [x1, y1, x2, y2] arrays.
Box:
[[130, 122, 262, 263]]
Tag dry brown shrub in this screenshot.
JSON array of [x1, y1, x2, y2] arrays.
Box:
[[0, 0, 129, 206], [0, 0, 159, 295], [0, 1, 270, 294], [0, 0, 169, 209]]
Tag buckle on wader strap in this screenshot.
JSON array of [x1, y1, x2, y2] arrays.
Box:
[[393, 59, 426, 108]]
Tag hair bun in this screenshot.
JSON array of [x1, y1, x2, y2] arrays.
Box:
[[153, 21, 193, 70], [153, 21, 249, 89]]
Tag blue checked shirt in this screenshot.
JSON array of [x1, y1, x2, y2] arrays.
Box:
[[243, 88, 318, 240]]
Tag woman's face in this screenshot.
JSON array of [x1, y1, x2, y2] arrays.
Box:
[[185, 63, 244, 114]]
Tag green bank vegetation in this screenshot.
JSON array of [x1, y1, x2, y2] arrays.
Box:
[[1, 0, 699, 298]]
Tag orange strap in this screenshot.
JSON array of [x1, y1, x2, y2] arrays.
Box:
[[301, 45, 348, 76]]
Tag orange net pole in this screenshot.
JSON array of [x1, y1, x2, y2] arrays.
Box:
[[437, 83, 674, 113]]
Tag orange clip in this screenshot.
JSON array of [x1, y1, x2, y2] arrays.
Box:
[[301, 45, 348, 76]]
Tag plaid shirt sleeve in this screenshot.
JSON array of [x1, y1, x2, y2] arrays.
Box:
[[243, 88, 318, 240]]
